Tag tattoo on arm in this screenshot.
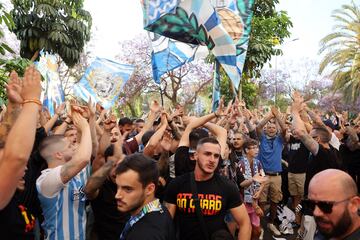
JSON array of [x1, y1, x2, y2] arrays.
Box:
[[84, 160, 114, 195], [0, 106, 21, 145], [300, 132, 319, 156]]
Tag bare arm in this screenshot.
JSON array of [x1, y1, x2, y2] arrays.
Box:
[[0, 67, 41, 209], [178, 113, 217, 147], [291, 93, 319, 155], [164, 202, 177, 219], [203, 122, 227, 159], [143, 113, 168, 157], [60, 112, 92, 184], [88, 100, 99, 158], [230, 204, 252, 240], [134, 101, 160, 144], [256, 112, 274, 138]]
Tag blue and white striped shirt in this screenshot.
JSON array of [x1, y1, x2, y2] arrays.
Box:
[[36, 165, 91, 240]]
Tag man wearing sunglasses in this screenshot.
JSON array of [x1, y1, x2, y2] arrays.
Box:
[[307, 169, 360, 240]]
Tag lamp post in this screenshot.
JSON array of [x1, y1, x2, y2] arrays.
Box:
[[274, 38, 299, 106]]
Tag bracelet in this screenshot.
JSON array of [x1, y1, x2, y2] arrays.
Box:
[[23, 99, 42, 107]]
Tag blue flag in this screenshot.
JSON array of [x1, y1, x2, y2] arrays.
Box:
[[73, 58, 134, 109], [150, 33, 198, 84], [35, 51, 65, 116]]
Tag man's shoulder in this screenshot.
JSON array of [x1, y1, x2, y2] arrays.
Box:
[[127, 208, 175, 239]]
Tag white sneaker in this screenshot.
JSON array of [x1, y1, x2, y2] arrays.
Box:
[[268, 223, 281, 236], [259, 228, 264, 240]]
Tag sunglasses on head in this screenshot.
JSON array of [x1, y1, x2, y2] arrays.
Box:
[[303, 197, 353, 214]]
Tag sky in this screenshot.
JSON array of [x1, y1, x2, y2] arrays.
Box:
[[84, 0, 352, 62]]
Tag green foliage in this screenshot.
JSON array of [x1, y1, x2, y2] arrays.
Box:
[[319, 0, 360, 103], [0, 57, 31, 103], [10, 0, 92, 67], [0, 3, 15, 56], [244, 0, 293, 79]]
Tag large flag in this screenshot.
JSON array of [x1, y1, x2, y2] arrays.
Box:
[[35, 51, 65, 116], [150, 32, 198, 84], [142, 0, 240, 89], [212, 0, 255, 109], [73, 58, 134, 109]]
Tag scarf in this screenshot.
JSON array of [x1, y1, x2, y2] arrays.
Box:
[[119, 199, 163, 240], [242, 156, 260, 203]]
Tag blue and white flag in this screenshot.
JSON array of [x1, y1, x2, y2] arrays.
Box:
[[73, 58, 134, 109], [150, 33, 198, 84], [142, 0, 240, 89], [35, 51, 65, 116]]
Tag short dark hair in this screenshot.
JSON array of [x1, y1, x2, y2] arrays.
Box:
[[135, 118, 145, 124], [243, 139, 258, 154], [39, 134, 66, 160], [196, 137, 220, 150], [313, 127, 332, 143], [190, 128, 209, 149], [115, 153, 159, 188], [118, 117, 133, 126], [141, 130, 155, 146], [104, 144, 114, 162]]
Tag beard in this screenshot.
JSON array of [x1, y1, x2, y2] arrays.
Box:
[[315, 208, 352, 238]]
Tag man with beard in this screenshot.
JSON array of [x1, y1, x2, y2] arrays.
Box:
[[165, 137, 251, 240], [307, 169, 360, 240], [115, 153, 175, 240]]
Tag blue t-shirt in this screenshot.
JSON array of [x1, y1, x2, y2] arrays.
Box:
[[259, 133, 283, 172]]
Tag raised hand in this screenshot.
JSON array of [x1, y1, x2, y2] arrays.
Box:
[[103, 114, 117, 131], [87, 98, 96, 117], [150, 100, 161, 114], [55, 102, 66, 116], [6, 71, 23, 104], [72, 111, 89, 132], [21, 66, 41, 101]]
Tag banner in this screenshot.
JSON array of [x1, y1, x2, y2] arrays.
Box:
[[73, 58, 134, 109], [150, 32, 198, 84], [35, 51, 65, 116], [142, 0, 240, 89]]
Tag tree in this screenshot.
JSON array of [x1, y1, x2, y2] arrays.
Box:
[[10, 0, 92, 67], [116, 35, 213, 115], [319, 1, 360, 102], [243, 0, 293, 79], [0, 2, 15, 56]]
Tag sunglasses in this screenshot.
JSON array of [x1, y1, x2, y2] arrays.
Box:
[[303, 197, 353, 214]]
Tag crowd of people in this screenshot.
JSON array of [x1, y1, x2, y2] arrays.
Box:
[[0, 67, 359, 240]]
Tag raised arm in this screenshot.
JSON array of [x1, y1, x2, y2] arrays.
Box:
[[203, 122, 227, 159], [60, 112, 92, 183], [0, 67, 41, 209], [271, 106, 287, 137], [134, 100, 160, 144], [84, 139, 123, 199], [291, 92, 319, 155], [256, 111, 274, 138], [87, 99, 99, 158], [143, 112, 168, 157], [43, 103, 65, 134]]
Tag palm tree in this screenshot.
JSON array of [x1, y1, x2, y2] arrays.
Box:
[[319, 1, 360, 102]]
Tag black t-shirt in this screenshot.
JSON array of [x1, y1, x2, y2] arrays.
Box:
[[174, 146, 195, 177], [0, 192, 36, 240], [164, 173, 242, 240], [125, 205, 176, 240], [287, 136, 310, 173], [340, 134, 360, 171], [91, 179, 130, 240], [19, 127, 48, 218], [304, 145, 340, 196]]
